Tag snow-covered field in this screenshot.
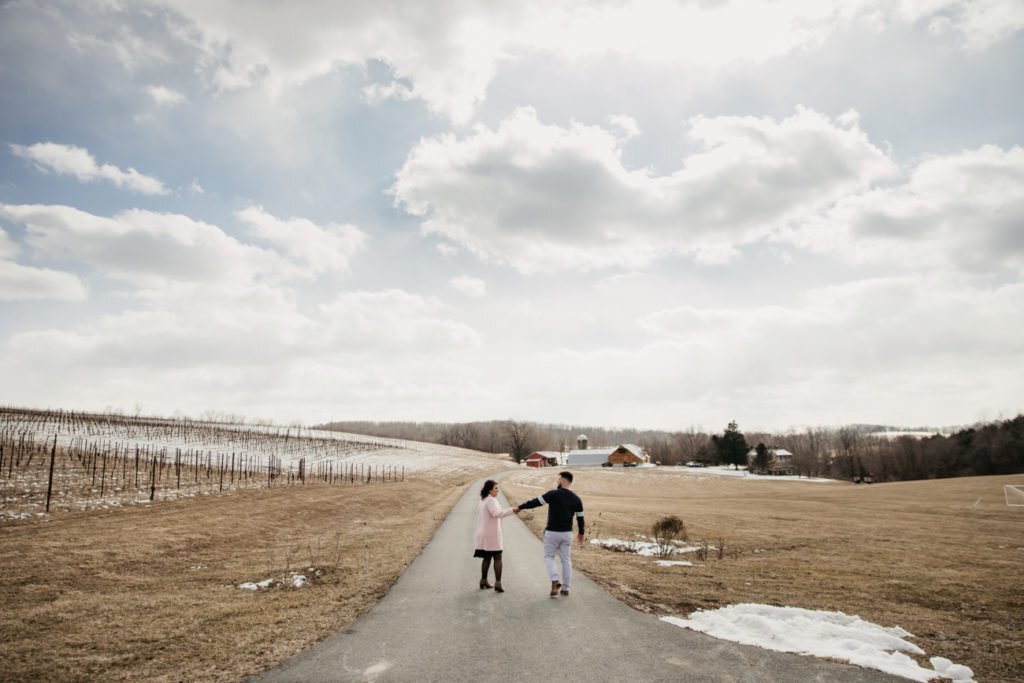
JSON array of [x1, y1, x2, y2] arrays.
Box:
[[0, 408, 513, 518], [657, 465, 839, 483], [512, 465, 838, 487], [869, 431, 947, 440], [662, 605, 974, 682], [0, 409, 510, 474]]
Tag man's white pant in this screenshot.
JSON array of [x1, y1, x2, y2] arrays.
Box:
[[543, 530, 574, 588]]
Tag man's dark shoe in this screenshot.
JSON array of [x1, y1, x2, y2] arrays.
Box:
[[560, 588, 569, 596], [550, 581, 561, 598]]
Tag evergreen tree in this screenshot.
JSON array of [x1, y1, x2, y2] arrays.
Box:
[[712, 421, 749, 470], [754, 442, 771, 473]]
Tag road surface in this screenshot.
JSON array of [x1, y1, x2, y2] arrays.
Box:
[[253, 475, 900, 682]]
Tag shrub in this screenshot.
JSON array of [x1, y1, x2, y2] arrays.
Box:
[[651, 515, 687, 557]]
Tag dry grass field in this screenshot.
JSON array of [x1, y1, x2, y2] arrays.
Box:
[[0, 476, 478, 682], [503, 468, 1024, 682]]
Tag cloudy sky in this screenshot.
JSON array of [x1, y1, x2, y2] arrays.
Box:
[[1, 0, 1022, 431]]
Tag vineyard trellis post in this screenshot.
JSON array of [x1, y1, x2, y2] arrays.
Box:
[[45, 433, 57, 512]]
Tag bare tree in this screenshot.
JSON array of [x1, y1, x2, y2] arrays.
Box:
[[441, 423, 479, 449], [673, 426, 708, 465], [502, 420, 536, 464], [833, 427, 865, 480]]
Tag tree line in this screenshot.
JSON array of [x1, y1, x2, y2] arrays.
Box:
[[319, 414, 1024, 482], [318, 419, 674, 462]]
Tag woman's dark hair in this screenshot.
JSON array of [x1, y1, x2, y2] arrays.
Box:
[[480, 480, 497, 499]]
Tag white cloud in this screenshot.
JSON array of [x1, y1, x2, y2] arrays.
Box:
[[160, 0, 509, 121], [0, 260, 87, 301], [10, 142, 169, 195], [68, 24, 170, 73], [360, 80, 415, 105], [921, 0, 1024, 50], [510, 274, 1024, 427], [608, 114, 641, 141], [393, 106, 894, 272], [633, 275, 1024, 392], [188, 178, 204, 194], [0, 283, 481, 423], [790, 144, 1024, 273], [0, 200, 477, 395], [0, 229, 17, 259], [0, 203, 290, 288], [151, 0, 1023, 121], [450, 275, 486, 297], [146, 84, 186, 106], [5, 283, 479, 371], [237, 206, 367, 274], [6, 282, 312, 368], [317, 289, 481, 353]]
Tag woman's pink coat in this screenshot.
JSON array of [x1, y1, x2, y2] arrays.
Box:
[[475, 495, 515, 551]]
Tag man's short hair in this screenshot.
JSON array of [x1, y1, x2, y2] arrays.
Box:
[[559, 471, 573, 483]]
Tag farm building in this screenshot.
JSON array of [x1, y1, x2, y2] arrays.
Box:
[[746, 447, 795, 475], [525, 451, 562, 468], [566, 447, 616, 466], [564, 434, 648, 467], [608, 444, 649, 466]]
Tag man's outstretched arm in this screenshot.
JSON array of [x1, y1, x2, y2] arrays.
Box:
[[516, 491, 552, 512]]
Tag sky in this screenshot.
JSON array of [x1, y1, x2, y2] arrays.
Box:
[[1, 0, 1022, 431]]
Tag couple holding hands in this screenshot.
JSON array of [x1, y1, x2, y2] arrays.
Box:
[[474, 471, 585, 597]]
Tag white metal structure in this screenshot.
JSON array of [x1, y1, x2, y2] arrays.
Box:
[[1004, 485, 1024, 506]]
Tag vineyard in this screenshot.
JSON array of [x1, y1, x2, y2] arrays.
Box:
[[0, 407, 437, 521]]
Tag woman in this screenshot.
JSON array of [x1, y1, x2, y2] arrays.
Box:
[[474, 479, 515, 592]]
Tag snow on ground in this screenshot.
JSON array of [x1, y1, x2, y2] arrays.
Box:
[[591, 536, 710, 557], [2, 410, 517, 520], [665, 466, 838, 483], [1, 410, 513, 482], [238, 570, 318, 591], [661, 604, 974, 682], [331, 446, 515, 477], [518, 464, 838, 483], [655, 560, 694, 567], [868, 431, 946, 440]]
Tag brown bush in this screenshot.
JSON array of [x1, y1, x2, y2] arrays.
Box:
[[650, 514, 687, 556]]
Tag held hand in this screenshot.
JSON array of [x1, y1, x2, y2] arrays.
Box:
[[577, 534, 585, 545], [512, 506, 520, 514]]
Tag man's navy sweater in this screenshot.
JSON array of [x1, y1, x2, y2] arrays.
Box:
[[518, 487, 585, 535]]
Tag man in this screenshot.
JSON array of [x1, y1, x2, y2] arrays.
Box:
[[514, 471, 585, 598]]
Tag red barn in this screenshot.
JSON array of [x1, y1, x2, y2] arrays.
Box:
[[525, 451, 561, 468]]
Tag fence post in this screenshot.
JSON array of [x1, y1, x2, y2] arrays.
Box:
[[45, 433, 57, 512]]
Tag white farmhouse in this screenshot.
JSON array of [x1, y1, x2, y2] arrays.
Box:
[[746, 447, 795, 475]]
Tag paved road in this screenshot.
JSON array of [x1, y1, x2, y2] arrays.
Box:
[[254, 475, 900, 683]]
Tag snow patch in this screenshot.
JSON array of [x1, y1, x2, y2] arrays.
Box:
[[655, 560, 694, 567], [929, 657, 974, 682], [591, 537, 707, 557], [661, 604, 974, 682], [684, 467, 838, 483]]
